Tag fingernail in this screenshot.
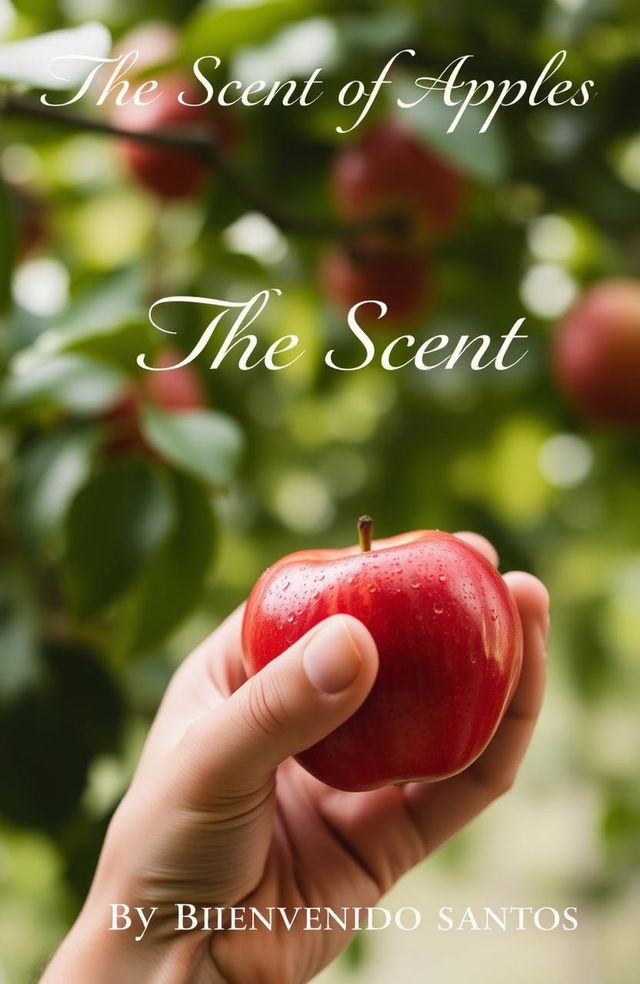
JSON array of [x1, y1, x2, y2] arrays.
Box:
[[303, 616, 363, 694]]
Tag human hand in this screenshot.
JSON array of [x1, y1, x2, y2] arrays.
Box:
[[40, 533, 549, 984]]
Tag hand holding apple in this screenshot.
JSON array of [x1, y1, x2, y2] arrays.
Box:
[[39, 532, 547, 984]]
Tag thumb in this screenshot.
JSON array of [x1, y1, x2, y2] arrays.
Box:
[[174, 614, 378, 802]]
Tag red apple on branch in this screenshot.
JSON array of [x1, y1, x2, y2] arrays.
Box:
[[330, 121, 465, 246], [111, 74, 232, 200], [110, 25, 234, 201], [320, 245, 433, 325], [552, 279, 640, 427], [105, 346, 206, 454], [243, 517, 523, 792]]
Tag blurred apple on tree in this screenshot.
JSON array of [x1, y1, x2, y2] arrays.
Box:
[[321, 122, 464, 323], [110, 24, 233, 201], [105, 346, 206, 453], [552, 279, 640, 427], [330, 121, 465, 246], [320, 245, 433, 325]]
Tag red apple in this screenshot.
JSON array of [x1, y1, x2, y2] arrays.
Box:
[[242, 518, 523, 792], [111, 73, 231, 200], [142, 347, 207, 410], [104, 346, 206, 453], [552, 279, 640, 427], [330, 122, 465, 245], [320, 245, 433, 325], [111, 25, 235, 202]]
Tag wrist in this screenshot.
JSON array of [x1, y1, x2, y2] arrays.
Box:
[[38, 904, 199, 984]]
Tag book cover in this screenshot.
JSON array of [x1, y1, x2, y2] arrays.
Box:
[[0, 3, 638, 983]]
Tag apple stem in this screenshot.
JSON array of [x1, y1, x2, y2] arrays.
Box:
[[358, 515, 373, 552]]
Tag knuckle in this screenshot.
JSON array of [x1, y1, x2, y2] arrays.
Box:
[[243, 672, 288, 739]]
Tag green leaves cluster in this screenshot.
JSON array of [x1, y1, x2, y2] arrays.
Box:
[[2, 347, 243, 643]]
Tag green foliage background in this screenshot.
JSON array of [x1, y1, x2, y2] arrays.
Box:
[[0, 1, 639, 982]]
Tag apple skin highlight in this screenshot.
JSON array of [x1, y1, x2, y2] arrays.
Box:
[[242, 530, 523, 792]]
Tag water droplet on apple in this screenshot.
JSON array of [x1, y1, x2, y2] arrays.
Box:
[[282, 580, 290, 591], [347, 576, 354, 584], [470, 653, 478, 664], [287, 614, 296, 624], [368, 584, 377, 593], [312, 590, 320, 599], [433, 602, 444, 614], [410, 580, 421, 589], [438, 574, 447, 583]]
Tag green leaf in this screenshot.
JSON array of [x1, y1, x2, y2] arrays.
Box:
[[184, 0, 321, 59], [0, 641, 122, 831], [140, 406, 244, 486], [12, 424, 100, 543], [2, 353, 127, 416], [122, 473, 217, 654], [0, 22, 111, 88], [64, 460, 174, 617], [393, 78, 509, 182], [51, 267, 149, 367], [13, 267, 150, 372], [0, 572, 39, 702], [0, 177, 17, 313]]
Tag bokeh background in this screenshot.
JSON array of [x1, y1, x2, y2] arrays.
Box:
[[1, 1, 639, 982]]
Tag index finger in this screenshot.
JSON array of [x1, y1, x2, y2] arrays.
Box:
[[454, 531, 499, 568]]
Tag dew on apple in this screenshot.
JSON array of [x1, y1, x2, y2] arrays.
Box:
[[243, 522, 523, 790]]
